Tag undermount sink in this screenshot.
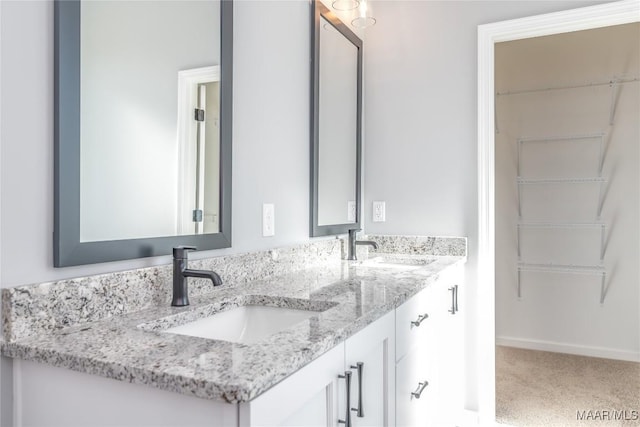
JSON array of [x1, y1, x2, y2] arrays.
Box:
[[164, 305, 319, 344], [357, 255, 435, 271], [136, 296, 340, 345]]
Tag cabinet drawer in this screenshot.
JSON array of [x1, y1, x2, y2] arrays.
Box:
[[395, 347, 438, 427], [436, 264, 463, 293], [396, 286, 436, 362]]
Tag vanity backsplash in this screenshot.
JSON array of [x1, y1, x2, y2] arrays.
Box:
[[368, 235, 467, 256], [2, 235, 466, 342], [2, 239, 343, 342]]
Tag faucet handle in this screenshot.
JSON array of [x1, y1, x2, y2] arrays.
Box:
[[173, 246, 197, 259]]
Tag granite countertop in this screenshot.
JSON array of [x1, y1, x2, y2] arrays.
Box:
[[1, 253, 464, 404]]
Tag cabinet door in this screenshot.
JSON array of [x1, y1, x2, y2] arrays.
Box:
[[243, 343, 344, 427], [345, 311, 395, 427], [15, 359, 237, 427], [431, 265, 465, 426], [395, 346, 438, 427]]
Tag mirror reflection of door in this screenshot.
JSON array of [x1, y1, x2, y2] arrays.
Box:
[[195, 82, 220, 235], [176, 66, 221, 236]]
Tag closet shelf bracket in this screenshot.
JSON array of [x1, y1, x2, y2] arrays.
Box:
[[609, 79, 621, 126], [517, 262, 606, 303]]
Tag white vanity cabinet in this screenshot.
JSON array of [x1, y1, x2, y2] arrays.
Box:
[[241, 343, 343, 427], [14, 311, 396, 427], [394, 264, 464, 427], [243, 311, 395, 427], [14, 358, 239, 427], [9, 264, 465, 427], [396, 344, 438, 427], [345, 310, 395, 427], [431, 265, 465, 427], [248, 263, 465, 427]]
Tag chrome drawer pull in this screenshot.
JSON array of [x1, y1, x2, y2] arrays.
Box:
[[454, 284, 459, 313], [350, 362, 364, 417], [411, 380, 429, 399], [338, 371, 353, 427], [448, 285, 459, 314], [410, 313, 429, 327]]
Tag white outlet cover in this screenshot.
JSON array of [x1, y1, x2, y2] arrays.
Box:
[[262, 203, 275, 237], [372, 201, 386, 222]]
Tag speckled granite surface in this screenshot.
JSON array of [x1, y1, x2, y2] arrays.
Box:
[[2, 239, 343, 342], [1, 236, 466, 404], [368, 235, 467, 257]]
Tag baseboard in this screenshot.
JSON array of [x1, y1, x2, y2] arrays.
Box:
[[456, 409, 480, 426], [496, 336, 640, 362]]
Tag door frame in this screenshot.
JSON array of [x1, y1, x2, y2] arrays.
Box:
[[176, 66, 220, 235], [476, 0, 640, 423]]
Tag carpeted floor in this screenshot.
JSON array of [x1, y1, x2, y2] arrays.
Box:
[[495, 346, 640, 426]]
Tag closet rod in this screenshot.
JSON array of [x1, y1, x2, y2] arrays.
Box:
[[517, 262, 605, 274], [518, 133, 604, 143], [517, 222, 605, 229], [517, 177, 607, 185], [496, 77, 638, 96]]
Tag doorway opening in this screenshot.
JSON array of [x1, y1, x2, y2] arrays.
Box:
[[477, 1, 640, 424], [494, 22, 639, 425]]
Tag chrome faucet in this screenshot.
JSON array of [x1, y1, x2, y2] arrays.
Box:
[[347, 229, 379, 261], [172, 246, 222, 307]]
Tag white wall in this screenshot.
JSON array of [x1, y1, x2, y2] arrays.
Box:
[[0, 0, 312, 287], [362, 0, 611, 411], [495, 23, 640, 361]]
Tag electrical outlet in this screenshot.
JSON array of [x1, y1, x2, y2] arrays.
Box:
[[262, 203, 275, 237], [347, 201, 356, 222], [372, 201, 386, 222]]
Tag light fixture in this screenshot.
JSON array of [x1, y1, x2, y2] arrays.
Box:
[[332, 0, 359, 11], [351, 0, 376, 29]]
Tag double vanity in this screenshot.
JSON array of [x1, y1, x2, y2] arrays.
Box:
[[2, 236, 466, 426], [9, 1, 471, 425]]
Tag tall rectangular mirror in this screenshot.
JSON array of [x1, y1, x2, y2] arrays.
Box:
[[54, 0, 233, 267], [310, 0, 363, 237]]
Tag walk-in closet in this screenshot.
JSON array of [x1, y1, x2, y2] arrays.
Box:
[[494, 22, 640, 426]]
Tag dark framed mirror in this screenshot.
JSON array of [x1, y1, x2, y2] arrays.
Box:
[[54, 0, 233, 267], [310, 0, 363, 237]]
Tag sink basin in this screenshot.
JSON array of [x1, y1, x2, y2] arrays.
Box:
[[356, 255, 435, 271], [138, 296, 336, 345], [163, 305, 320, 344]]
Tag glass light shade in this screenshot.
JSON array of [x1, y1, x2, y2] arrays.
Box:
[[351, 16, 376, 28], [332, 0, 359, 11], [351, 0, 376, 28]]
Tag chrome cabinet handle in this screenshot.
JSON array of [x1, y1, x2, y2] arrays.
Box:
[[454, 284, 459, 313], [448, 285, 459, 314], [411, 313, 429, 327], [411, 380, 429, 399], [338, 371, 353, 427], [350, 362, 364, 417]]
